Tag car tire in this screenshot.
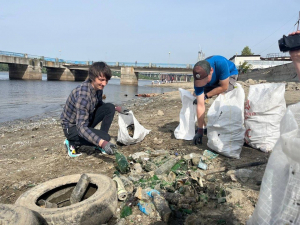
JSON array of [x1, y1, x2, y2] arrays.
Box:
[[15, 173, 117, 225], [0, 203, 48, 225]]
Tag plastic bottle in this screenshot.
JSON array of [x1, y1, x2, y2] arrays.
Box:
[[70, 174, 90, 204], [118, 175, 134, 193], [151, 191, 171, 222], [115, 151, 129, 174], [154, 158, 179, 175], [150, 150, 169, 156]]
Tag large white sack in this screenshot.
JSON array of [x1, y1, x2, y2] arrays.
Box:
[[244, 83, 286, 152], [117, 111, 150, 145], [174, 88, 197, 140], [207, 83, 245, 159], [247, 102, 300, 225]]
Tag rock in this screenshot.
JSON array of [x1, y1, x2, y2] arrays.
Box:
[[167, 171, 176, 183], [153, 138, 163, 144], [132, 163, 143, 174], [245, 79, 256, 85], [157, 110, 164, 116], [234, 169, 252, 183], [258, 80, 267, 83], [191, 157, 201, 166], [183, 153, 201, 160], [131, 152, 150, 162]]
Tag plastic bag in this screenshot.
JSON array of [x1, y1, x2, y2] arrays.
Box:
[[244, 83, 286, 152], [174, 88, 197, 140], [207, 83, 245, 159], [247, 102, 300, 225], [117, 111, 150, 145]]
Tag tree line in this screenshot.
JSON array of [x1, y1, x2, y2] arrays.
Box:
[[0, 63, 8, 71]]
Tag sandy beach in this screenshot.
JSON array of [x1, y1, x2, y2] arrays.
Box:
[[0, 80, 299, 224]]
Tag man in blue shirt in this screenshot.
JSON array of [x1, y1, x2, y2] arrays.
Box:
[[192, 55, 239, 145]]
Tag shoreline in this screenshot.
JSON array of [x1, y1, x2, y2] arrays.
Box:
[[0, 81, 299, 224]]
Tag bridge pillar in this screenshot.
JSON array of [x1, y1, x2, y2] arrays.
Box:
[[47, 67, 75, 81], [8, 59, 42, 80], [120, 67, 138, 85]]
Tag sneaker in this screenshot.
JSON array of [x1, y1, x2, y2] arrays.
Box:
[[64, 139, 82, 157]]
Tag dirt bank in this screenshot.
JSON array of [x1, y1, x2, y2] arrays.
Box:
[[0, 81, 299, 224]]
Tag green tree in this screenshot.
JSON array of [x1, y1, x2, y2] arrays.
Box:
[[241, 46, 254, 55], [0, 63, 9, 71], [239, 61, 253, 74]]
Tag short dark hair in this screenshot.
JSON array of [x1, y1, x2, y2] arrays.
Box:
[[88, 62, 112, 81], [193, 60, 211, 75]]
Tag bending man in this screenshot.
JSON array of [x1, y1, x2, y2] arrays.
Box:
[[192, 55, 238, 145], [61, 62, 129, 155]]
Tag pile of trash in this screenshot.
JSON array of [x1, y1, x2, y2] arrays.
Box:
[[111, 149, 264, 224]]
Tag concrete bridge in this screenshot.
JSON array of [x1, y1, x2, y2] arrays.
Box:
[[0, 50, 193, 84]]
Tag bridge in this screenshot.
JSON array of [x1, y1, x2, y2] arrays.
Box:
[[0, 50, 194, 84]]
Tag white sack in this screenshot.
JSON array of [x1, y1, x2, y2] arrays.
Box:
[[207, 83, 245, 159], [117, 111, 150, 145], [247, 102, 300, 225], [174, 88, 197, 140], [244, 83, 286, 152]]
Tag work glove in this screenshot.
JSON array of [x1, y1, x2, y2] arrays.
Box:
[[100, 141, 117, 155], [193, 94, 209, 105], [193, 128, 204, 145], [115, 106, 130, 115]]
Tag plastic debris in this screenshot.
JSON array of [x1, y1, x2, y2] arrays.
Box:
[[197, 158, 208, 170], [203, 150, 219, 159]]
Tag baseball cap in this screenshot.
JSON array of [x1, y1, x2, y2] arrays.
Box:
[[193, 60, 211, 87]]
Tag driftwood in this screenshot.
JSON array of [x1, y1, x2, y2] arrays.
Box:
[[204, 160, 268, 177]]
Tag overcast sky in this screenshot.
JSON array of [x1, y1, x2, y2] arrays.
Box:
[[0, 0, 299, 64]]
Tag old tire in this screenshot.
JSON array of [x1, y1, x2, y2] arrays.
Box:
[[0, 203, 47, 225], [15, 173, 117, 225]]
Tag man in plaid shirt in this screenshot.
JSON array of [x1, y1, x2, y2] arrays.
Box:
[[61, 62, 129, 155]]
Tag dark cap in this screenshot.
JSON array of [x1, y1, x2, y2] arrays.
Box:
[[193, 60, 211, 87]]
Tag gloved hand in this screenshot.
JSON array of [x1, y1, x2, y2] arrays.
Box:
[[193, 94, 209, 105], [192, 128, 204, 145], [115, 106, 130, 115], [101, 141, 117, 155]]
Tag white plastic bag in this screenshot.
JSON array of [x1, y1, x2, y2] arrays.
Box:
[[117, 111, 150, 145], [174, 88, 197, 140], [244, 83, 286, 152], [207, 83, 245, 159], [247, 102, 300, 225]]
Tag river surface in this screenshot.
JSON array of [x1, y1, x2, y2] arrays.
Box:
[[0, 72, 175, 124]]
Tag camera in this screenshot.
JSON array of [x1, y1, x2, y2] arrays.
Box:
[[278, 34, 300, 52]]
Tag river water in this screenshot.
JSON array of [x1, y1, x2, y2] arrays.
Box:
[[0, 72, 175, 124]]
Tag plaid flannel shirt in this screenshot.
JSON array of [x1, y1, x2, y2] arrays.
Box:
[[60, 80, 103, 146]]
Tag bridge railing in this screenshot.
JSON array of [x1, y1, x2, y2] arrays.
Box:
[[0, 51, 25, 58], [0, 50, 194, 68]]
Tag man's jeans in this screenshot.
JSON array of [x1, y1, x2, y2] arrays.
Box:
[[63, 103, 115, 147]]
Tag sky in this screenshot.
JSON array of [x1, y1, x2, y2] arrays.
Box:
[[1, 0, 300, 64]]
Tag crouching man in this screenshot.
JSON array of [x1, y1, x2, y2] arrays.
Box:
[[60, 62, 129, 155], [192, 55, 239, 145]]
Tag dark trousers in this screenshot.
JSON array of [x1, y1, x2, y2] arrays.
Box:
[[63, 103, 115, 147]]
